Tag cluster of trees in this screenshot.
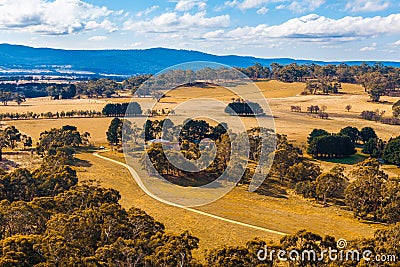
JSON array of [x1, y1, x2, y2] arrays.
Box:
[[0, 82, 56, 98], [102, 102, 142, 117], [306, 126, 383, 159], [268, 62, 400, 100], [305, 80, 342, 94], [361, 108, 400, 125], [0, 91, 25, 106], [0, 151, 200, 266], [106, 118, 141, 147], [139, 119, 233, 186], [145, 108, 175, 117], [142, 119, 227, 143], [122, 74, 152, 95], [281, 152, 400, 223], [236, 63, 271, 80], [225, 99, 264, 116], [76, 78, 121, 98], [307, 129, 356, 158], [46, 84, 76, 100], [328, 126, 400, 165], [241, 62, 400, 101], [206, 226, 399, 266], [0, 155, 398, 265], [0, 126, 32, 161], [249, 133, 348, 205], [0, 110, 102, 120], [345, 158, 400, 222], [358, 66, 400, 102], [36, 125, 90, 156]]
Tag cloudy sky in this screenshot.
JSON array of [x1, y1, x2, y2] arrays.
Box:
[[0, 0, 400, 61]]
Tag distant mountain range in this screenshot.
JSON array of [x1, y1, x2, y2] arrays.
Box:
[[0, 44, 399, 77]]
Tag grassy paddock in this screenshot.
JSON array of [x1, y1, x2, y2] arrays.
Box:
[[75, 151, 382, 257]]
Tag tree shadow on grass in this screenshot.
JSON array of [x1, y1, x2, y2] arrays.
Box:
[[73, 158, 92, 167], [255, 180, 288, 199], [0, 158, 19, 171]]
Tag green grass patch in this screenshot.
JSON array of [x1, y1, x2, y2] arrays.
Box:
[[321, 151, 368, 165]]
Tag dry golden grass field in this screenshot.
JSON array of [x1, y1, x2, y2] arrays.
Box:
[[4, 80, 399, 144], [75, 150, 382, 259], [2, 80, 399, 257]]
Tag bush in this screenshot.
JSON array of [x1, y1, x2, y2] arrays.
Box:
[[383, 137, 400, 165]]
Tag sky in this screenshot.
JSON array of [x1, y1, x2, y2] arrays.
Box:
[[0, 0, 400, 61]]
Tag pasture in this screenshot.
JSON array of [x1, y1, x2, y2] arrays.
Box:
[[4, 80, 399, 144], [75, 150, 382, 259]]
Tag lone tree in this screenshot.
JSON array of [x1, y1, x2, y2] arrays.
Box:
[[106, 118, 123, 146], [316, 166, 348, 205], [0, 126, 23, 161], [345, 158, 390, 221], [345, 104, 352, 112]]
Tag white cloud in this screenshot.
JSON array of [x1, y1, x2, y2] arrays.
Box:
[[203, 13, 400, 44], [279, 0, 326, 13], [232, 0, 283, 10], [136, 5, 159, 17], [124, 11, 230, 33], [202, 29, 225, 38], [256, 7, 269, 14], [0, 0, 119, 35], [345, 0, 390, 12], [360, 42, 377, 51], [226, 0, 324, 12], [360, 46, 376, 51], [175, 0, 207, 12], [88, 35, 107, 41], [395, 40, 400, 46]]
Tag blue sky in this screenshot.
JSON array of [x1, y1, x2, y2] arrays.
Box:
[[0, 0, 400, 61]]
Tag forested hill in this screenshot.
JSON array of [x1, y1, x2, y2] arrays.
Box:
[[1, 43, 400, 76]]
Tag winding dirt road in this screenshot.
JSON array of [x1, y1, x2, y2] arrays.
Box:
[[93, 152, 287, 236]]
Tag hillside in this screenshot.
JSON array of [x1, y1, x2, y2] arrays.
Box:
[[1, 44, 400, 76]]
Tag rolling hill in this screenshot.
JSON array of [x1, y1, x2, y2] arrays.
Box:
[[1, 43, 400, 76]]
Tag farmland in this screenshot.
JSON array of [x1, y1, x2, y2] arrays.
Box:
[[2, 79, 398, 258]]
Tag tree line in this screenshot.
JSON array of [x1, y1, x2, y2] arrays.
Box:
[[0, 110, 102, 120], [3, 62, 400, 103], [360, 100, 400, 125]]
